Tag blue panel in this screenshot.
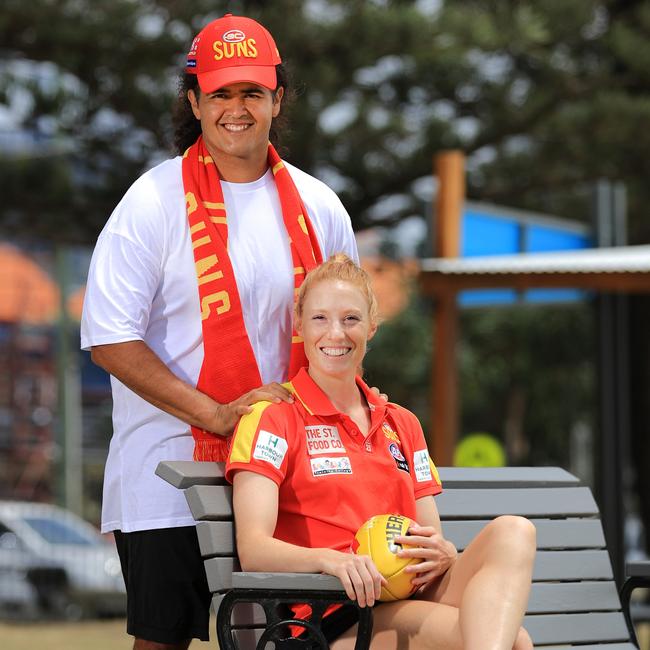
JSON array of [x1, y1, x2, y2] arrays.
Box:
[[525, 288, 585, 303], [457, 208, 593, 306], [524, 225, 591, 302], [462, 211, 520, 257], [459, 289, 518, 306], [526, 225, 590, 253]]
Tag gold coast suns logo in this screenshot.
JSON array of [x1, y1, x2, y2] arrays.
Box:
[[213, 29, 258, 61], [382, 421, 401, 444]]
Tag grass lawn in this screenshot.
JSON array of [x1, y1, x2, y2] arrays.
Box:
[[0, 618, 215, 650]]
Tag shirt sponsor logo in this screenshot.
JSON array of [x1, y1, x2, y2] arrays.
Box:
[[310, 456, 352, 477], [382, 421, 401, 443], [305, 425, 346, 455], [413, 449, 433, 482], [364, 439, 372, 453], [388, 442, 409, 473], [253, 431, 288, 469]]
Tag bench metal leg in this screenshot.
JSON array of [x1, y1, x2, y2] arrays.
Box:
[[216, 589, 373, 650]]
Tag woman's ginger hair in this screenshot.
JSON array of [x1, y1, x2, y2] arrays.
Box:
[[295, 253, 379, 325]]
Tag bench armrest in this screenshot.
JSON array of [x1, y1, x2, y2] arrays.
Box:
[[233, 572, 344, 591], [620, 560, 650, 647], [626, 561, 650, 579]]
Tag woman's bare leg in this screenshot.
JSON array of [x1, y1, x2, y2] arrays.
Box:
[[426, 515, 536, 650], [331, 599, 463, 650], [332, 516, 535, 650]]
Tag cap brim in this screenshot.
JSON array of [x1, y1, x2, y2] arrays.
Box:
[[197, 65, 277, 93]]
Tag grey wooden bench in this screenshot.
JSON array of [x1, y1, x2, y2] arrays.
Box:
[[156, 462, 648, 649]]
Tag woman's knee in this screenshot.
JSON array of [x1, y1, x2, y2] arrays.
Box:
[[484, 516, 536, 562], [513, 625, 533, 650], [490, 515, 536, 545]]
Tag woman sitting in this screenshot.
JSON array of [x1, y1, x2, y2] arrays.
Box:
[[225, 254, 536, 650]]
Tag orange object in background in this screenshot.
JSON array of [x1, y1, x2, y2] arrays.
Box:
[[0, 244, 60, 325]]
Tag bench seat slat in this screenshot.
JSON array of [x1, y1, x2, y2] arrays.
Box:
[[436, 487, 598, 518], [443, 518, 606, 551], [523, 612, 630, 644]]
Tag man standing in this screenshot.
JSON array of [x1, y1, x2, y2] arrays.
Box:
[[81, 14, 357, 649]]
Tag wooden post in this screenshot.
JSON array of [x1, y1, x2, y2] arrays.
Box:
[[430, 151, 464, 466]]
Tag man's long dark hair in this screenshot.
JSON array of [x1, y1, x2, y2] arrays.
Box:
[[171, 64, 293, 156]]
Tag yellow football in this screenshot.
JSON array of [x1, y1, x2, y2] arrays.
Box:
[[353, 514, 421, 601]]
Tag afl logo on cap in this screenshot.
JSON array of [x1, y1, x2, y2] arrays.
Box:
[[223, 29, 246, 43]]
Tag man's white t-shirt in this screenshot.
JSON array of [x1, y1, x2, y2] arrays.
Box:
[[81, 156, 358, 533]]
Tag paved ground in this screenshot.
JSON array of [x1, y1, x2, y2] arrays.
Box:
[[0, 618, 214, 650], [1, 617, 648, 649]]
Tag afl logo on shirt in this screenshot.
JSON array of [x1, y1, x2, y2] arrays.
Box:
[[388, 442, 410, 473], [382, 421, 401, 443]]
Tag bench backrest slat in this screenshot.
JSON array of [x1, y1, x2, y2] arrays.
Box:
[[204, 557, 240, 593], [438, 466, 580, 487], [527, 582, 621, 613], [436, 487, 599, 518], [185, 485, 233, 520], [155, 460, 227, 488], [443, 518, 606, 550], [196, 521, 234, 557], [533, 550, 613, 581], [523, 612, 630, 644]]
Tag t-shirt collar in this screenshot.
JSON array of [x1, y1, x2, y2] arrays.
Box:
[[290, 367, 386, 418]]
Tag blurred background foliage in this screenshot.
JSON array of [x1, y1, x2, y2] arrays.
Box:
[[2, 0, 650, 242], [1, 0, 649, 545]]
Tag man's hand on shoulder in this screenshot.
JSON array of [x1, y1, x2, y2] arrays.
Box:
[[207, 382, 294, 437], [370, 386, 388, 402]]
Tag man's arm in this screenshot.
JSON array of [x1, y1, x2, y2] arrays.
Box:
[[91, 340, 292, 437]]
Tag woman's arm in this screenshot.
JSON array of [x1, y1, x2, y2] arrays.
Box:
[[395, 495, 458, 587], [233, 470, 385, 606]]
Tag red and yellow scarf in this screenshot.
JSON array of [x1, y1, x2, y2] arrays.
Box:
[[182, 136, 323, 461]]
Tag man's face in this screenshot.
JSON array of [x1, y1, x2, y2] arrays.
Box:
[[188, 82, 283, 180]]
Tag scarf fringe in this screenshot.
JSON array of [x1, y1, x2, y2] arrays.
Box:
[[193, 436, 230, 462]]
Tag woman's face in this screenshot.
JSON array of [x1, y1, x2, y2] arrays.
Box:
[[296, 279, 377, 381]]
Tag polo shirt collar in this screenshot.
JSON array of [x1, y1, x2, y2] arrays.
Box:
[[290, 367, 386, 418]]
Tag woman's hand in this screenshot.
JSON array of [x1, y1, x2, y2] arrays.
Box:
[[319, 549, 386, 607], [395, 523, 458, 587], [207, 383, 294, 436]]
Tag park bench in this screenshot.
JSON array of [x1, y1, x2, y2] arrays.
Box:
[[156, 461, 648, 649]]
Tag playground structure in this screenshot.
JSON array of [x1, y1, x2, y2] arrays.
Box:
[[420, 151, 650, 584]]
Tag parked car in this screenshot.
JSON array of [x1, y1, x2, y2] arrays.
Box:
[[0, 501, 125, 619], [0, 524, 68, 619]]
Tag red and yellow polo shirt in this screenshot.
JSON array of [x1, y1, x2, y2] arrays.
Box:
[[226, 368, 442, 551]]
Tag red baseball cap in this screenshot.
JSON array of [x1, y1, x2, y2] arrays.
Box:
[[186, 14, 281, 92]]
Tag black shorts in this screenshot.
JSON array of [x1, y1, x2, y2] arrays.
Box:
[[114, 526, 211, 644], [277, 603, 361, 648], [320, 604, 361, 642]]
